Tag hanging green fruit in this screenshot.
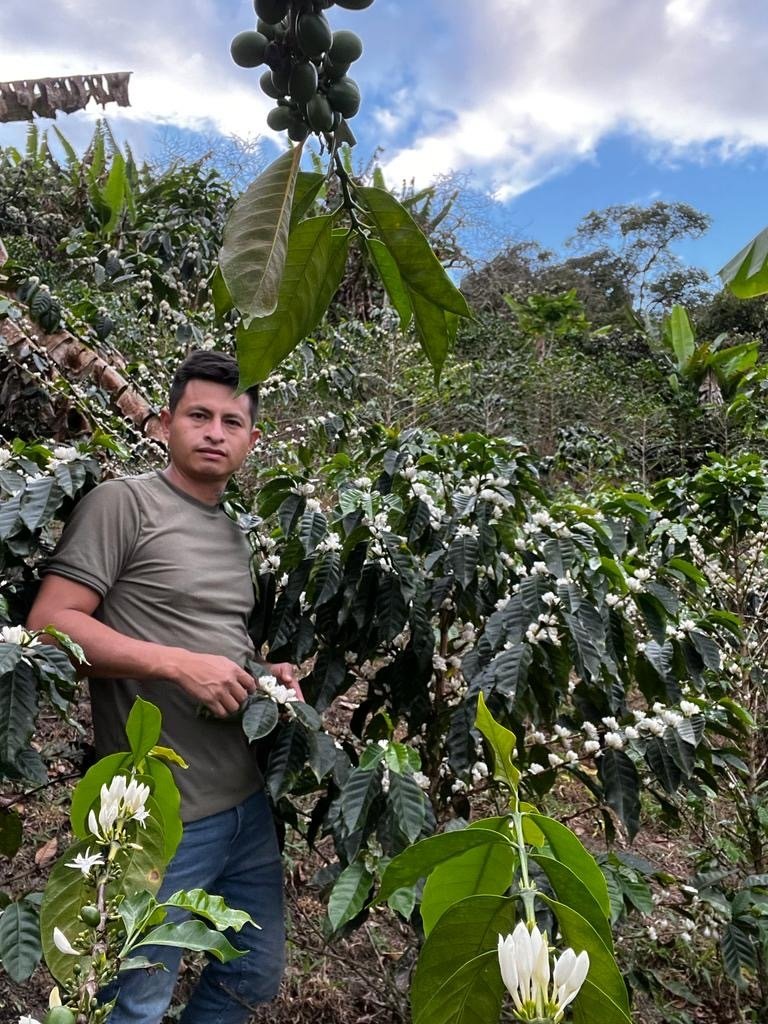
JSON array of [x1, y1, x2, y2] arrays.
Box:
[[254, 0, 290, 24], [297, 12, 333, 58], [326, 76, 361, 118], [230, 31, 269, 68], [328, 30, 363, 64]]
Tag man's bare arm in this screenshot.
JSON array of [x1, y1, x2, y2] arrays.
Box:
[[27, 575, 258, 717]]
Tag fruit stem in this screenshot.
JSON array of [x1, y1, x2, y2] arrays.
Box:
[[332, 151, 365, 233]]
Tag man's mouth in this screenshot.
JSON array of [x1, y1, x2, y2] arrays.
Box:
[[197, 448, 226, 458]]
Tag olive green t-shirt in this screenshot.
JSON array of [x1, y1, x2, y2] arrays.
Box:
[[44, 471, 263, 821]]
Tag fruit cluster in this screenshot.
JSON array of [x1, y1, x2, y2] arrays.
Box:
[[230, 0, 372, 142]]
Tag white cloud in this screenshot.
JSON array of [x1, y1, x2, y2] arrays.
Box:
[[2, 0, 767, 207], [378, 0, 768, 201], [0, 0, 273, 147]]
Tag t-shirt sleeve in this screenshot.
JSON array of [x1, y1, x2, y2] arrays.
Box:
[[42, 481, 141, 598]]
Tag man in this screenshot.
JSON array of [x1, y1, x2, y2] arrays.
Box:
[[28, 350, 298, 1024]]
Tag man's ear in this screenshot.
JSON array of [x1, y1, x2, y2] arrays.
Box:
[[250, 427, 262, 445], [159, 408, 172, 441]]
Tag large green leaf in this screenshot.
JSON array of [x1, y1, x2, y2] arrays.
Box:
[[136, 919, 245, 962], [523, 813, 611, 919], [598, 749, 641, 840], [411, 894, 518, 1024], [290, 170, 327, 227], [125, 697, 162, 765], [19, 476, 63, 532], [355, 186, 471, 317], [414, 950, 502, 1024], [539, 895, 631, 1022], [366, 236, 412, 329], [0, 658, 38, 770], [446, 531, 480, 589], [141, 758, 183, 863], [0, 807, 23, 858], [421, 818, 516, 936], [377, 827, 514, 904], [340, 765, 382, 833], [163, 889, 254, 932], [663, 305, 695, 373], [265, 722, 308, 801], [530, 854, 613, 949], [387, 772, 427, 843], [236, 218, 350, 385], [475, 693, 520, 791], [719, 225, 768, 298], [0, 899, 42, 982], [327, 861, 373, 931], [720, 922, 756, 984], [100, 152, 127, 234], [408, 286, 454, 383], [220, 144, 304, 319], [242, 696, 280, 742]]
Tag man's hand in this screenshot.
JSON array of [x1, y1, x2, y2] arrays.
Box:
[[265, 661, 304, 702], [170, 650, 258, 718]]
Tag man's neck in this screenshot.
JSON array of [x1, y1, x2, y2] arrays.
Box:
[[161, 464, 224, 507]]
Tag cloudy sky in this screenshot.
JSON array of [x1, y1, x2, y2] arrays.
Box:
[[2, 0, 768, 275]]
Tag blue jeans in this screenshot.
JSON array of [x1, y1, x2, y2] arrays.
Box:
[[106, 790, 285, 1024]]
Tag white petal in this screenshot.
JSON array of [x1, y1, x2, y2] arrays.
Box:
[[52, 927, 80, 956], [558, 950, 590, 1010], [87, 809, 100, 838], [553, 947, 577, 989]]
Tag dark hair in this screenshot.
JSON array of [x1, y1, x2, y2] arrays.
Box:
[[168, 350, 259, 423]]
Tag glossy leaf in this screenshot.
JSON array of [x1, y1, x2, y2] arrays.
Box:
[[411, 894, 518, 1024], [242, 696, 280, 742], [663, 305, 695, 372], [539, 895, 631, 1020], [290, 170, 327, 227], [355, 187, 471, 317], [237, 218, 349, 385], [327, 861, 373, 931], [0, 899, 41, 982], [340, 764, 382, 833], [523, 813, 611, 919], [0, 658, 38, 771], [136, 919, 245, 962], [366, 236, 412, 329], [265, 722, 308, 801], [377, 827, 514, 904], [598, 749, 641, 840], [421, 818, 516, 936], [719, 225, 768, 298], [387, 771, 427, 843], [163, 889, 255, 932], [41, 821, 165, 985], [475, 693, 520, 791], [220, 145, 303, 319], [530, 854, 613, 949], [125, 697, 162, 765]]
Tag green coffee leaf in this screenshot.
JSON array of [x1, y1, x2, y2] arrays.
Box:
[[475, 692, 520, 792], [377, 826, 514, 904], [135, 919, 245, 962], [411, 894, 518, 1024], [524, 813, 611, 919], [0, 899, 41, 982], [163, 889, 255, 932], [126, 697, 162, 764], [327, 861, 373, 932], [220, 144, 304, 319], [355, 186, 471, 317], [421, 817, 516, 936], [237, 218, 350, 385]]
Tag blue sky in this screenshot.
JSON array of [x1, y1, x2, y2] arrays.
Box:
[[2, 0, 767, 281]]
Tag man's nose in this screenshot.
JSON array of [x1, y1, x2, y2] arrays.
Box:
[[203, 418, 225, 441]]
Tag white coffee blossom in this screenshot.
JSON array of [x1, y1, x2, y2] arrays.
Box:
[[52, 927, 81, 956], [601, 716, 619, 731], [624, 726, 640, 741], [65, 846, 103, 878], [1, 626, 40, 647], [680, 700, 698, 717], [604, 731, 624, 750], [583, 740, 601, 756], [548, 753, 563, 768], [528, 763, 545, 775], [259, 675, 299, 705]]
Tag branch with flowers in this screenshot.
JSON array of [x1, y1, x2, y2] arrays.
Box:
[[16, 698, 255, 1024], [374, 694, 632, 1024]]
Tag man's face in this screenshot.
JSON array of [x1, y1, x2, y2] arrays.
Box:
[[160, 379, 258, 485]]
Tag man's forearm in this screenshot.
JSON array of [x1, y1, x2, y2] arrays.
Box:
[[29, 607, 184, 682]]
